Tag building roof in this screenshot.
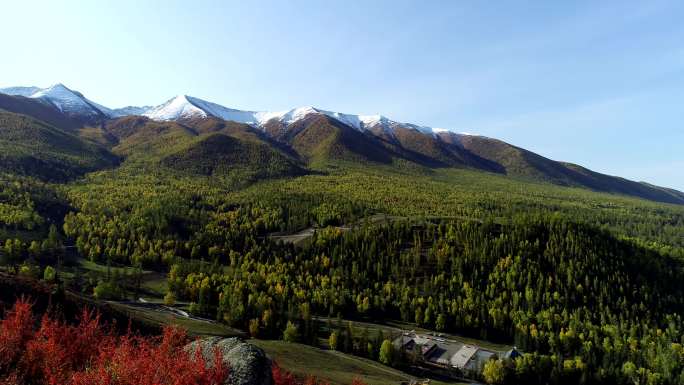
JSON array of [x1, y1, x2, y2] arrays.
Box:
[[395, 333, 514, 374], [450, 345, 479, 369], [466, 349, 496, 371], [393, 335, 415, 350], [421, 342, 438, 356], [425, 342, 464, 366]]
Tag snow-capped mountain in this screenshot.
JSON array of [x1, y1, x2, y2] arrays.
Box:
[[0, 83, 471, 138], [3, 82, 684, 205], [0, 86, 42, 97], [143, 95, 265, 124], [139, 94, 453, 137], [0, 84, 108, 119]]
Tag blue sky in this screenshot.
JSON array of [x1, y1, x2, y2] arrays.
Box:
[[2, 0, 683, 190]]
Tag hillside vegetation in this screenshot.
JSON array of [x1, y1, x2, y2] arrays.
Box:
[[161, 133, 305, 180], [1, 107, 684, 385], [0, 111, 118, 181], [454, 135, 684, 204]]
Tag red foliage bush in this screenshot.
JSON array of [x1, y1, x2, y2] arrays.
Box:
[[0, 298, 33, 375], [0, 299, 368, 385], [272, 363, 297, 385], [0, 299, 228, 385]]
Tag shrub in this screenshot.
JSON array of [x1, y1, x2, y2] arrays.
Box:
[[0, 298, 33, 373], [483, 359, 505, 385], [42, 266, 56, 282], [249, 318, 260, 338], [0, 299, 370, 385], [379, 339, 395, 366], [328, 331, 338, 351], [0, 299, 230, 385], [164, 290, 176, 306], [18, 263, 39, 279], [93, 280, 123, 300], [188, 302, 201, 315], [282, 321, 299, 343]]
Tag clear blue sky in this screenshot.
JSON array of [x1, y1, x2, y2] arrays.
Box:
[[2, 0, 683, 190]]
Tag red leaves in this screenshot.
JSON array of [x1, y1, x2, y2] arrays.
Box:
[[0, 299, 368, 385], [22, 309, 107, 384], [272, 363, 297, 385], [303, 375, 330, 385], [0, 298, 33, 374], [0, 300, 229, 385]]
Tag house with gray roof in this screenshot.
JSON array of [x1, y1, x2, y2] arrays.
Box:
[[393, 333, 521, 379]]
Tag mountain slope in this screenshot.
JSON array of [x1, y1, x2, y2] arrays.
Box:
[[102, 116, 306, 180], [143, 95, 265, 124], [104, 116, 198, 160], [0, 84, 108, 124], [0, 93, 83, 131], [160, 133, 305, 179], [137, 95, 684, 204], [2, 83, 682, 205], [0, 111, 119, 181], [280, 114, 397, 165], [561, 162, 684, 204], [440, 133, 684, 205]]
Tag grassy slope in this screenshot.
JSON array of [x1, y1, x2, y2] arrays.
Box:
[[100, 117, 306, 182], [160, 133, 305, 179], [0, 111, 118, 181], [285, 115, 397, 166], [453, 135, 684, 205], [0, 93, 82, 132], [108, 301, 245, 337], [252, 340, 467, 385], [107, 117, 197, 160]]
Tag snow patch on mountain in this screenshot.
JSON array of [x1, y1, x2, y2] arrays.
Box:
[[186, 96, 264, 125], [109, 106, 153, 117], [31, 84, 97, 115], [1, 83, 479, 140], [140, 95, 475, 140], [255, 106, 375, 129], [0, 83, 106, 117], [0, 86, 42, 97], [143, 95, 208, 121]]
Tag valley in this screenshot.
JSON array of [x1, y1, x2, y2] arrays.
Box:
[[0, 83, 683, 385]]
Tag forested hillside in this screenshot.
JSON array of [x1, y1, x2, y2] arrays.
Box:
[[448, 134, 684, 205], [0, 112, 118, 181], [0, 105, 683, 385]]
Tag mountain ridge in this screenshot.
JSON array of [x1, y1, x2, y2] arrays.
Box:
[[1, 83, 682, 204]]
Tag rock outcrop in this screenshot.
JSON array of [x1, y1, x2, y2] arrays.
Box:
[[185, 337, 273, 385]]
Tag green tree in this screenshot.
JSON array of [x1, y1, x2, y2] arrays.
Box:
[[43, 265, 56, 282], [28, 241, 41, 259], [367, 342, 375, 360], [164, 290, 176, 306], [379, 339, 395, 366], [19, 262, 39, 278], [93, 280, 123, 300], [329, 331, 339, 351], [283, 321, 299, 343], [483, 359, 505, 385], [436, 313, 446, 331], [249, 318, 260, 338]]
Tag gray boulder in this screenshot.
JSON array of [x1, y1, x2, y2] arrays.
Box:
[[185, 337, 273, 385]]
